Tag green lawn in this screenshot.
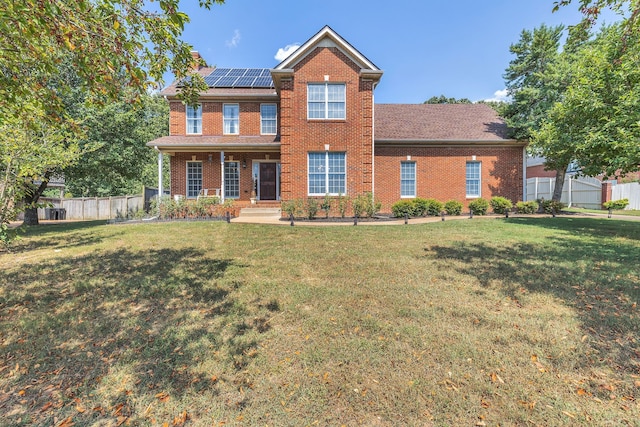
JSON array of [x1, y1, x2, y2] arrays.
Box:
[[566, 207, 640, 217], [1, 218, 639, 426]]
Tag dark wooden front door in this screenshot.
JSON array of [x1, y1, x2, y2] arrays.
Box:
[[259, 163, 277, 200]]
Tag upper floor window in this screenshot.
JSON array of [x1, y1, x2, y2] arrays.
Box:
[[400, 161, 416, 198], [466, 161, 481, 198], [186, 105, 202, 134], [308, 83, 345, 120], [223, 104, 239, 134], [261, 104, 277, 135]]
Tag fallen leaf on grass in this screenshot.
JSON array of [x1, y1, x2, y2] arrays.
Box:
[[57, 417, 74, 427], [577, 388, 591, 396], [490, 372, 505, 384], [173, 411, 189, 425], [155, 392, 170, 402], [531, 354, 546, 372], [562, 411, 575, 419]]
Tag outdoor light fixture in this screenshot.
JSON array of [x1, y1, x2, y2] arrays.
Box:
[[208, 154, 213, 163], [242, 160, 247, 168]]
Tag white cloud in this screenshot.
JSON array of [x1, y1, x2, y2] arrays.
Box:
[[274, 44, 300, 62], [483, 88, 510, 103], [226, 29, 241, 48]]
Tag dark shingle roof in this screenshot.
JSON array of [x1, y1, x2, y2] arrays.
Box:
[[375, 104, 513, 141]]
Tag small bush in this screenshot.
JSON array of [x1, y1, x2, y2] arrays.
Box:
[[468, 198, 489, 215], [364, 193, 382, 218], [352, 195, 366, 218], [411, 198, 429, 216], [391, 200, 415, 218], [305, 198, 319, 220], [538, 199, 565, 214], [321, 194, 332, 218], [490, 196, 513, 214], [425, 198, 444, 216], [603, 198, 629, 210], [515, 201, 538, 214], [282, 199, 303, 218], [337, 194, 348, 218], [444, 200, 463, 216]]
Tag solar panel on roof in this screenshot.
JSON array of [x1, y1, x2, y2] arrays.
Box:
[[234, 76, 256, 87], [208, 68, 231, 77], [260, 69, 271, 77], [245, 69, 262, 77], [215, 76, 238, 87], [228, 68, 246, 77], [253, 76, 274, 87]]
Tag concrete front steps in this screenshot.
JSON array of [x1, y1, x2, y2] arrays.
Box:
[[233, 207, 282, 223]]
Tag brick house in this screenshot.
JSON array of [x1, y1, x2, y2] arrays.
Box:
[[148, 26, 526, 214]]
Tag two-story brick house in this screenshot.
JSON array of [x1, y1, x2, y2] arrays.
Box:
[[148, 26, 526, 214]]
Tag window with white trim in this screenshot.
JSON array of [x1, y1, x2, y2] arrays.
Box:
[[224, 161, 240, 198], [400, 161, 416, 198], [186, 105, 202, 134], [260, 104, 277, 134], [308, 152, 346, 195], [186, 161, 202, 198], [466, 161, 481, 197], [308, 83, 345, 119], [223, 104, 239, 134]]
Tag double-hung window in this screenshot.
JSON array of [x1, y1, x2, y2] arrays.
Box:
[[466, 161, 481, 198], [308, 83, 345, 119], [186, 105, 202, 134], [186, 161, 202, 198], [260, 104, 277, 134], [308, 152, 346, 196], [223, 104, 239, 134], [224, 161, 240, 198], [400, 161, 416, 198]]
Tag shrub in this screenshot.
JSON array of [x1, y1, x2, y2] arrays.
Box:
[[362, 192, 382, 218], [391, 200, 415, 218], [425, 198, 444, 216], [305, 198, 319, 220], [490, 196, 513, 214], [321, 194, 332, 218], [352, 195, 366, 218], [468, 198, 489, 215], [603, 198, 629, 210], [444, 200, 463, 216], [282, 199, 303, 218], [515, 201, 538, 214], [337, 194, 348, 218], [538, 199, 565, 214], [411, 198, 429, 216]]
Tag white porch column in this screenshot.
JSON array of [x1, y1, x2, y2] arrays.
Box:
[[155, 146, 163, 214], [220, 151, 225, 203]]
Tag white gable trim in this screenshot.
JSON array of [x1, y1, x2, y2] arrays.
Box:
[[274, 26, 380, 72]]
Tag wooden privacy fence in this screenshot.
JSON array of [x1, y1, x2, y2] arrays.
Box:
[[38, 195, 144, 220], [612, 182, 640, 210], [527, 175, 602, 209]]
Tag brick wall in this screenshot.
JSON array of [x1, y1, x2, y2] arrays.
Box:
[[279, 47, 374, 204], [169, 101, 279, 136], [170, 151, 280, 200], [375, 146, 524, 213]]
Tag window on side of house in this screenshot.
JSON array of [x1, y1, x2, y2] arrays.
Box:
[[186, 105, 202, 134], [400, 161, 416, 198], [186, 161, 202, 198], [308, 152, 346, 196], [260, 104, 277, 135], [466, 161, 481, 198], [223, 104, 239, 134], [224, 161, 240, 198], [307, 83, 345, 120]]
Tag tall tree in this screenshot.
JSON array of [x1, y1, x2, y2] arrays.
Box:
[[64, 94, 169, 197], [424, 95, 472, 104]]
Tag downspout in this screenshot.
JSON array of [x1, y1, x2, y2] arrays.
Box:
[[371, 82, 377, 200]]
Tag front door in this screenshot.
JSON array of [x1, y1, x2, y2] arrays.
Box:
[[259, 163, 277, 200]]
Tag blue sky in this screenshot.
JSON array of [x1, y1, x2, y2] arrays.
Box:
[[169, 0, 600, 104]]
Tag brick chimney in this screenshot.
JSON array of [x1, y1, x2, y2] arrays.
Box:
[[190, 51, 206, 71]]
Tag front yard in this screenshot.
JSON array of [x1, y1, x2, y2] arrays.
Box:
[[1, 218, 638, 425]]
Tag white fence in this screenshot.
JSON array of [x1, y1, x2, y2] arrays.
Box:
[[612, 182, 640, 210], [38, 195, 144, 220], [527, 175, 602, 209]]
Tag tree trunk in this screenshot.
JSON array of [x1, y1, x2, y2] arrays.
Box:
[[21, 172, 52, 226], [552, 168, 566, 202]]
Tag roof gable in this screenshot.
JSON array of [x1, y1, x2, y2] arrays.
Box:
[[273, 26, 381, 73]]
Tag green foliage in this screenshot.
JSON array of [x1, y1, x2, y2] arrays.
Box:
[[321, 194, 332, 218], [603, 198, 629, 210], [351, 195, 366, 218], [444, 200, 463, 216], [468, 198, 489, 215], [490, 196, 513, 214], [359, 192, 382, 218], [391, 200, 416, 218], [425, 198, 444, 216], [411, 198, 429, 216], [150, 196, 229, 220], [305, 198, 319, 220], [424, 95, 472, 104], [336, 194, 348, 218], [516, 201, 539, 214], [538, 199, 566, 214], [282, 199, 303, 219]]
